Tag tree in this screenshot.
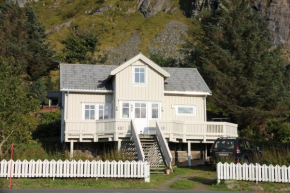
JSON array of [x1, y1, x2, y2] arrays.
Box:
[[0, 58, 38, 158], [186, 0, 289, 134], [0, 3, 55, 80], [61, 31, 98, 63], [149, 54, 185, 68]]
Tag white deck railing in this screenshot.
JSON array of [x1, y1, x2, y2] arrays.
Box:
[[156, 120, 238, 142], [217, 162, 290, 184], [65, 119, 237, 142], [0, 159, 150, 182], [156, 122, 172, 170], [131, 120, 145, 162], [65, 119, 132, 141]]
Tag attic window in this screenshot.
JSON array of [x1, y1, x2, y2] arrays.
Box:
[[134, 67, 146, 84]]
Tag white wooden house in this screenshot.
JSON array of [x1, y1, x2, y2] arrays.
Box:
[[60, 53, 238, 169]]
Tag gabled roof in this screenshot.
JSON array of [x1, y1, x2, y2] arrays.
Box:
[[60, 64, 117, 92], [163, 68, 211, 95], [110, 53, 170, 78], [60, 64, 211, 95]]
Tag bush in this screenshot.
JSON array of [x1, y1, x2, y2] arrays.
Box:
[[101, 149, 134, 162], [254, 141, 290, 166]]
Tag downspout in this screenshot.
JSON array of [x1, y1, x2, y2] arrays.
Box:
[[204, 96, 207, 122], [66, 91, 69, 120], [61, 91, 65, 142]]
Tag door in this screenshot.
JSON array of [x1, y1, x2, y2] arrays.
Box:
[[133, 102, 148, 134]]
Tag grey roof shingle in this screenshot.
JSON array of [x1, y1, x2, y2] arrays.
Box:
[[60, 64, 117, 90], [60, 64, 211, 94], [163, 67, 211, 93]]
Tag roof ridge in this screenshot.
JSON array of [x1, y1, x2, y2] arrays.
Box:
[[60, 63, 117, 67]]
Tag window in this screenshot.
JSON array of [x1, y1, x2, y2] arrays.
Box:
[[83, 103, 110, 120], [122, 103, 130, 118], [176, 105, 196, 116], [84, 105, 95, 120], [135, 103, 146, 118], [214, 140, 235, 150], [99, 105, 109, 120], [152, 103, 159, 119], [134, 67, 145, 84]]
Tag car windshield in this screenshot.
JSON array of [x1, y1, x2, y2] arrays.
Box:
[[214, 140, 235, 150]]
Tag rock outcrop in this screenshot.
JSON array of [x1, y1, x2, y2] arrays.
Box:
[[179, 0, 220, 17], [254, 0, 290, 49], [6, 0, 38, 7], [138, 0, 171, 17], [105, 33, 141, 65], [149, 21, 188, 61]]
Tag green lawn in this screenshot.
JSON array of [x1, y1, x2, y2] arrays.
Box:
[[0, 167, 197, 189], [1, 166, 290, 191]]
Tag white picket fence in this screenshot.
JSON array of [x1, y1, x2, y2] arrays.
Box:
[[217, 162, 290, 184], [0, 159, 150, 182]]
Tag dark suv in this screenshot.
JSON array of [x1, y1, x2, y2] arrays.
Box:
[[210, 138, 261, 169]]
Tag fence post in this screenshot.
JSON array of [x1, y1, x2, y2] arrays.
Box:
[[144, 161, 150, 183], [217, 162, 221, 184]]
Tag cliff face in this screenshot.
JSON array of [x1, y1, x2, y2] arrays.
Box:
[[7, 0, 290, 64], [254, 0, 290, 49]]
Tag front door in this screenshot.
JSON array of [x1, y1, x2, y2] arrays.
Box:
[[133, 102, 148, 134]]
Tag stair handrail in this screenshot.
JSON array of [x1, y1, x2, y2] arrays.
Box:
[[156, 121, 172, 170], [131, 120, 145, 161]]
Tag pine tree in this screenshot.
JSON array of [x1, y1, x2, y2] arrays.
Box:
[[0, 3, 55, 80], [61, 32, 98, 63], [186, 0, 289, 133]]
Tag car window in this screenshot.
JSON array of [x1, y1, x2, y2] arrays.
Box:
[[240, 140, 250, 150], [214, 140, 235, 149]]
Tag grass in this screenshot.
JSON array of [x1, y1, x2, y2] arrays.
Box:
[[1, 165, 290, 191], [170, 178, 194, 189], [0, 167, 196, 189]]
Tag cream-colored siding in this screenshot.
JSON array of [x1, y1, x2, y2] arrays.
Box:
[[114, 60, 164, 118], [65, 92, 113, 121], [162, 95, 205, 122]]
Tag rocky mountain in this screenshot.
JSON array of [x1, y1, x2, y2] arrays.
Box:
[[254, 0, 290, 49], [6, 0, 290, 64]]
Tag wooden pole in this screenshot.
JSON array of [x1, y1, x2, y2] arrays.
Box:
[[9, 143, 14, 188]]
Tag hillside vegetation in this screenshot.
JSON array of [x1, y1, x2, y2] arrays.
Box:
[[31, 0, 192, 64]]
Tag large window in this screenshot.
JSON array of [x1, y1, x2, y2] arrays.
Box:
[[176, 105, 196, 116], [122, 103, 130, 118], [84, 105, 95, 120], [151, 103, 159, 119], [135, 103, 146, 118], [134, 67, 145, 84], [83, 103, 110, 120]]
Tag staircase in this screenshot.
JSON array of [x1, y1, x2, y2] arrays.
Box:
[[139, 135, 166, 174]]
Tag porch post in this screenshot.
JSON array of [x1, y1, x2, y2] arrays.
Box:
[[187, 141, 191, 167], [205, 144, 208, 160], [117, 140, 122, 152], [70, 141, 74, 159]]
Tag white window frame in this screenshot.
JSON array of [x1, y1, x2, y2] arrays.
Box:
[[175, 105, 196, 116], [82, 103, 111, 120], [134, 102, 147, 119], [132, 66, 146, 85], [151, 103, 160, 119], [121, 102, 131, 119], [98, 104, 111, 120]]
